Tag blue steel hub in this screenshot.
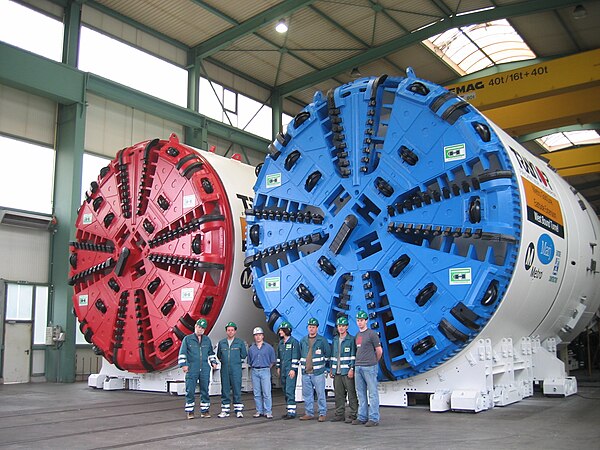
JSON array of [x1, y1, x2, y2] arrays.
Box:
[[246, 72, 521, 380]]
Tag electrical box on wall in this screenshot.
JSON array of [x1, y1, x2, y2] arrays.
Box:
[[45, 325, 64, 345], [45, 326, 53, 346]]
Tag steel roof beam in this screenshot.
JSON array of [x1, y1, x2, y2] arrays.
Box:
[[192, 0, 344, 86], [86, 0, 189, 51], [428, 0, 454, 17], [192, 0, 317, 59], [308, 4, 405, 75], [278, 0, 584, 96]]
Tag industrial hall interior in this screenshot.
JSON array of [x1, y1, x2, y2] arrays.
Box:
[[0, 0, 599, 448]]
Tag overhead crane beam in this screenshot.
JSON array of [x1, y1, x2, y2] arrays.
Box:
[[542, 144, 600, 177], [446, 49, 600, 200], [483, 85, 600, 137], [444, 50, 600, 136], [445, 49, 600, 178], [445, 48, 600, 111]]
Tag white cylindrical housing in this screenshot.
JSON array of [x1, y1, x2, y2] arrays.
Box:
[[476, 125, 600, 346]]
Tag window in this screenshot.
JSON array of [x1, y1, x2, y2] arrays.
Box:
[[5, 284, 48, 338], [425, 19, 535, 75], [0, 0, 63, 61], [0, 135, 55, 214], [238, 95, 272, 139], [78, 27, 187, 107], [33, 286, 49, 344], [223, 88, 238, 127], [199, 77, 226, 122], [223, 89, 238, 114], [5, 283, 33, 320], [75, 325, 88, 345], [81, 153, 112, 202], [282, 113, 293, 131], [199, 77, 274, 140]]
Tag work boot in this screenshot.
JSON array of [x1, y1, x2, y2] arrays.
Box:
[[299, 414, 314, 420], [318, 415, 326, 422], [365, 420, 379, 427], [351, 419, 367, 425], [330, 416, 344, 422], [200, 412, 211, 418], [186, 412, 194, 420]]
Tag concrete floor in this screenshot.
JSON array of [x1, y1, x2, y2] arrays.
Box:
[[0, 379, 599, 449]]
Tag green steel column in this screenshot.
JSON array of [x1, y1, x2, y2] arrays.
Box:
[[62, 0, 82, 67], [47, 101, 85, 382], [46, 1, 84, 382], [271, 89, 282, 140], [185, 54, 208, 149]]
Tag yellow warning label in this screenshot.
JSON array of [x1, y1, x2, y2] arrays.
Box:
[[522, 178, 564, 238], [240, 216, 248, 251]]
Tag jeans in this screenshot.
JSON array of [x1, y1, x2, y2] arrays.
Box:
[[302, 373, 327, 417], [251, 367, 272, 415], [355, 365, 379, 422]]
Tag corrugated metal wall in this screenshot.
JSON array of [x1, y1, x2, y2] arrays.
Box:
[[85, 93, 184, 158], [0, 225, 51, 284], [0, 84, 56, 146]]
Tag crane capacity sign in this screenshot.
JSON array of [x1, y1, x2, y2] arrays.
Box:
[[522, 177, 564, 238]]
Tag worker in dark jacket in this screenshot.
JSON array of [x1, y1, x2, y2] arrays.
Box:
[[217, 321, 248, 418], [179, 318, 218, 419], [330, 315, 358, 423], [299, 317, 331, 422], [276, 320, 300, 419]]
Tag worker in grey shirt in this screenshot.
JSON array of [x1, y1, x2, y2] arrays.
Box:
[[353, 310, 382, 427]]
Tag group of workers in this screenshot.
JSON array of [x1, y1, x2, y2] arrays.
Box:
[[178, 310, 382, 427]]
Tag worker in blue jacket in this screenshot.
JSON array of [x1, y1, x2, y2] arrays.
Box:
[[276, 321, 300, 419], [299, 317, 331, 422], [179, 318, 218, 419], [217, 321, 248, 418], [329, 315, 358, 423]]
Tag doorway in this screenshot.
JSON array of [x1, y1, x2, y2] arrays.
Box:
[[3, 321, 32, 383]]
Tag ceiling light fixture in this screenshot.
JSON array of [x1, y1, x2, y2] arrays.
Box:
[[275, 19, 288, 33], [572, 4, 587, 19]]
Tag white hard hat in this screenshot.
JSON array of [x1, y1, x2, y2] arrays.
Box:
[[253, 327, 264, 335]]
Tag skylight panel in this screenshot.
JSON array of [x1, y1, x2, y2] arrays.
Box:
[[536, 130, 600, 152], [425, 19, 535, 74]]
